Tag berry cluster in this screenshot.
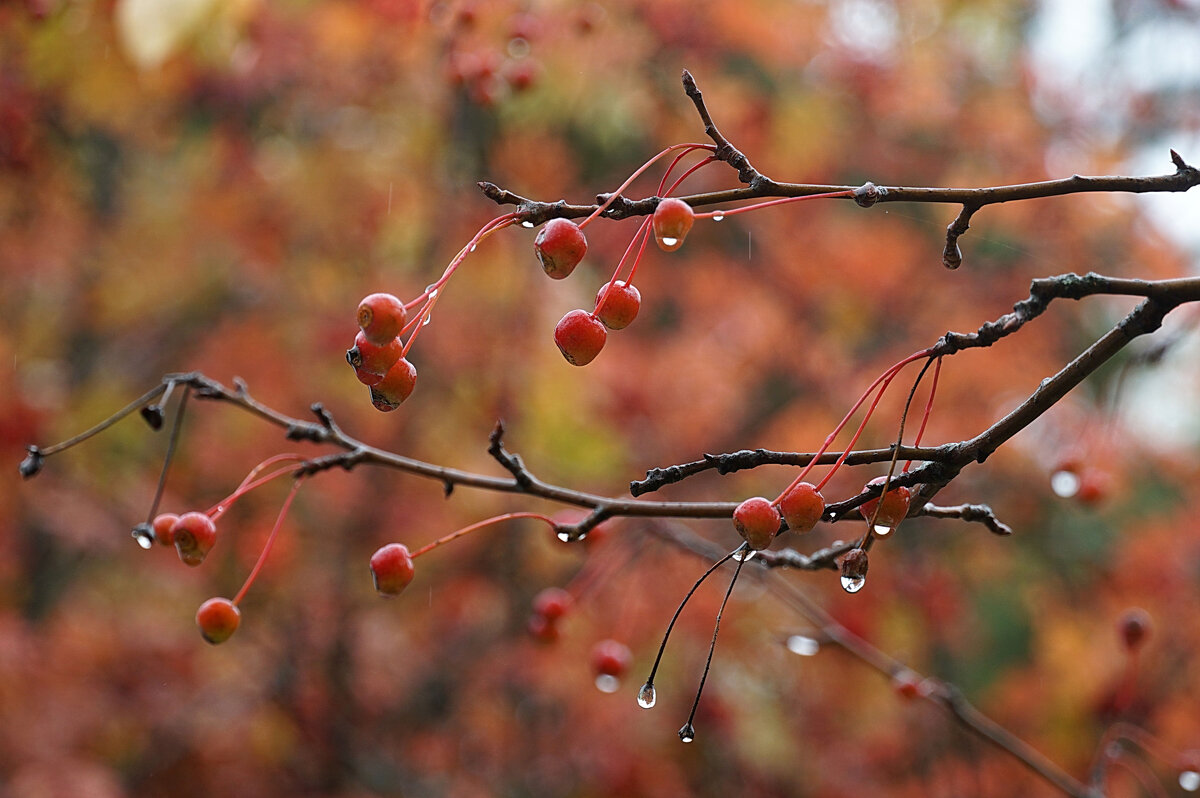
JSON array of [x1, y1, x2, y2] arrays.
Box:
[[347, 292, 418, 411]]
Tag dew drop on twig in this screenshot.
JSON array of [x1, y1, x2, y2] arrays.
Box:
[[840, 575, 866, 593], [637, 682, 657, 709], [678, 723, 695, 743], [131, 524, 155, 550]]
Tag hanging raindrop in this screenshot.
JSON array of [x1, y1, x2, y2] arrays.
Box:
[[637, 681, 657, 709], [131, 524, 155, 550], [711, 211, 725, 222], [594, 674, 620, 694], [1050, 470, 1081, 498], [732, 548, 757, 562], [873, 524, 893, 536], [660, 236, 679, 247], [785, 635, 820, 656], [556, 529, 572, 543], [678, 723, 695, 743], [1180, 771, 1200, 792], [840, 575, 866, 593]]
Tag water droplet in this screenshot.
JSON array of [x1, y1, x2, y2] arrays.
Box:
[[873, 524, 893, 536], [1039, 377, 1051, 388], [424, 284, 440, 297], [131, 525, 154, 550], [678, 723, 695, 743], [521, 220, 535, 228], [469, 244, 477, 252], [637, 682, 657, 709], [785, 635, 820, 656], [711, 211, 725, 222], [840, 575, 866, 593], [422, 314, 432, 326], [556, 529, 572, 543], [1181, 771, 1200, 792], [594, 674, 620, 693], [661, 236, 678, 247], [827, 513, 838, 522], [732, 548, 757, 562], [1050, 470, 1081, 498]]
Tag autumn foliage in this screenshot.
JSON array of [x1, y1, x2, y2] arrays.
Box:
[[4, 1, 1200, 797]]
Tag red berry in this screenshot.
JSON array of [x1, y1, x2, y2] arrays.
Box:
[[590, 639, 632, 678], [357, 293, 408, 346], [504, 58, 541, 92], [652, 197, 694, 252], [347, 330, 404, 383], [860, 477, 911, 528], [554, 309, 607, 366], [534, 218, 587, 279], [778, 482, 824, 534], [1075, 468, 1112, 506], [369, 357, 417, 411], [196, 597, 241, 645], [171, 512, 217, 567], [1117, 608, 1152, 652], [594, 280, 641, 330], [532, 587, 573, 621], [733, 496, 782, 550], [151, 512, 180, 546], [370, 543, 415, 595]]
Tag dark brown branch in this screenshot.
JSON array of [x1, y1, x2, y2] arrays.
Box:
[[918, 503, 1013, 536]]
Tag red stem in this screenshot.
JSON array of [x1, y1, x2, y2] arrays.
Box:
[[411, 511, 555, 559], [693, 189, 856, 219], [579, 143, 717, 230], [904, 356, 942, 473], [232, 476, 305, 606]]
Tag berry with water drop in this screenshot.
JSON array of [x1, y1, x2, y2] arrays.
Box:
[[733, 496, 782, 550], [196, 597, 241, 644], [840, 547, 869, 593], [369, 357, 417, 411], [860, 476, 911, 527], [171, 512, 217, 567], [370, 542, 415, 595], [778, 482, 824, 534], [357, 293, 408, 346], [554, 309, 607, 366], [534, 218, 587, 279], [652, 197, 694, 252], [594, 280, 641, 330]]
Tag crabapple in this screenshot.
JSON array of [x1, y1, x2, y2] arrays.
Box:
[[594, 280, 641, 330], [554, 309, 606, 366], [196, 597, 240, 644], [591, 639, 633, 678], [860, 477, 911, 529], [347, 330, 404, 383], [357, 293, 408, 346], [151, 513, 180, 546], [370, 543, 415, 595], [534, 218, 587, 279], [369, 357, 417, 411], [652, 197, 694, 252], [733, 496, 782, 550], [171, 512, 217, 567], [778, 482, 824, 534]]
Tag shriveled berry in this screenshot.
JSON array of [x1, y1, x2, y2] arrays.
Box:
[[357, 293, 408, 346], [594, 280, 641, 330], [1117, 608, 1152, 652], [652, 197, 694, 252], [590, 639, 632, 678], [369, 357, 417, 411], [532, 587, 573, 621], [171, 512, 217, 567], [779, 482, 824, 534], [196, 597, 241, 644], [370, 542, 415, 595], [860, 477, 911, 528], [152, 513, 180, 546], [534, 218, 587, 279], [733, 496, 782, 550], [554, 309, 606, 366], [347, 330, 404, 383]]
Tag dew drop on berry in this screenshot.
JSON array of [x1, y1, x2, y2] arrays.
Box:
[[785, 635, 820, 656], [1050, 470, 1081, 498], [678, 723, 695, 743], [637, 681, 657, 709], [840, 575, 866, 593], [594, 674, 620, 693], [732, 548, 757, 562], [711, 211, 725, 222], [874, 524, 893, 536], [131, 524, 155, 550], [1181, 771, 1200, 792], [660, 236, 678, 247]]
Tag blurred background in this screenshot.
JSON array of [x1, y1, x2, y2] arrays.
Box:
[[3, 0, 1200, 795]]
